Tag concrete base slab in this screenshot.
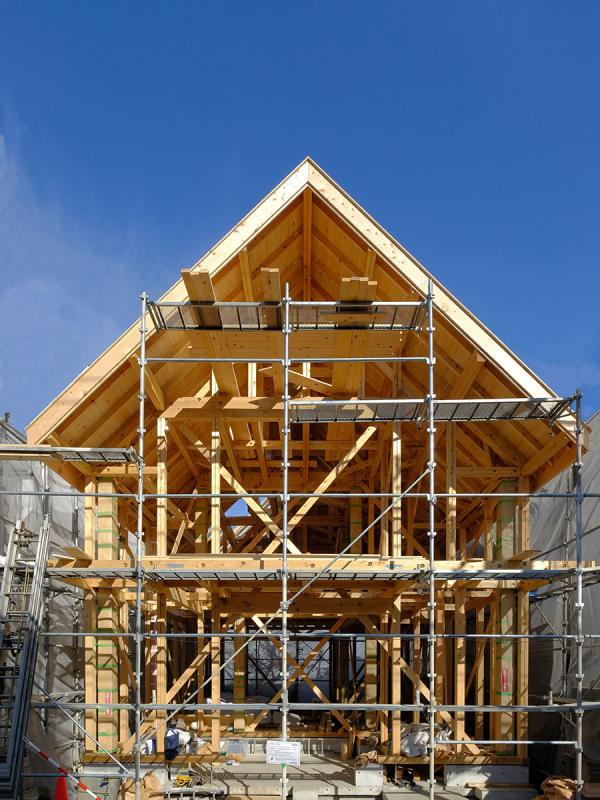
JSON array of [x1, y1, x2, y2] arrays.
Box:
[[472, 787, 537, 800], [444, 766, 530, 789]]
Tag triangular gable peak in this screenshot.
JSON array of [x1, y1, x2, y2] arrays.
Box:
[[26, 158, 575, 492]]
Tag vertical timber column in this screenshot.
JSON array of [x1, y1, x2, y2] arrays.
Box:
[[516, 589, 529, 757], [391, 423, 402, 557], [391, 594, 402, 754], [518, 476, 530, 552], [454, 587, 466, 754], [233, 617, 246, 733], [84, 479, 97, 751], [96, 480, 119, 753], [211, 593, 221, 752], [156, 417, 168, 557], [211, 420, 221, 554], [446, 423, 457, 559], [155, 590, 167, 753], [380, 443, 389, 557], [412, 612, 422, 723], [379, 613, 389, 744], [495, 480, 516, 753], [350, 487, 362, 554], [196, 596, 205, 730], [365, 624, 378, 730], [435, 588, 445, 721], [119, 602, 129, 744], [475, 606, 485, 739], [195, 498, 209, 553]]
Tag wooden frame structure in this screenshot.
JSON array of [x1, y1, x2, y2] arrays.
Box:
[[5, 159, 593, 795]]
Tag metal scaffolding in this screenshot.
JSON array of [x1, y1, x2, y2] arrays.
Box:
[[0, 282, 597, 800]]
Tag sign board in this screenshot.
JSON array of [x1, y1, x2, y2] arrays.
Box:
[[266, 740, 301, 766]]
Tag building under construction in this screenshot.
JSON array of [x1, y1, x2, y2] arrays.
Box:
[[0, 159, 598, 800]]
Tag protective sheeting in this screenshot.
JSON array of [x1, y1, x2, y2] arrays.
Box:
[[529, 409, 600, 779], [0, 417, 82, 799]]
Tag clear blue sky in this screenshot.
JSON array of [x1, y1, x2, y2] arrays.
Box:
[[0, 2, 599, 429]]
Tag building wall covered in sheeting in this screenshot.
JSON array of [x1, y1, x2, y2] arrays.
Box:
[[0, 416, 82, 799], [529, 409, 600, 780]]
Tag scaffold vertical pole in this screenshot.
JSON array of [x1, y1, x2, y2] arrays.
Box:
[[574, 390, 584, 798], [281, 283, 291, 800], [426, 278, 436, 800], [134, 292, 148, 800]]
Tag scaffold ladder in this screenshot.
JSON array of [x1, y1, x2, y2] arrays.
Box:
[[0, 515, 50, 797]]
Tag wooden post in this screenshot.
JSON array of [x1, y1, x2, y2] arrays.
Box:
[[495, 480, 516, 753], [517, 589, 529, 757], [118, 601, 129, 744], [96, 480, 119, 753], [379, 613, 389, 744], [380, 444, 389, 557], [365, 623, 378, 729], [412, 612, 421, 723], [475, 606, 485, 739], [350, 487, 362, 554], [196, 595, 205, 731], [233, 617, 246, 733], [195, 498, 209, 553], [391, 595, 402, 754], [211, 421, 221, 554], [454, 587, 466, 754], [155, 591, 167, 753], [446, 423, 457, 559], [367, 485, 375, 554], [211, 594, 221, 752], [518, 475, 530, 552], [435, 588, 445, 721], [156, 417, 168, 557], [391, 424, 402, 557]]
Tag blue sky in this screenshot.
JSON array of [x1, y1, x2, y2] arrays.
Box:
[[0, 2, 599, 429]]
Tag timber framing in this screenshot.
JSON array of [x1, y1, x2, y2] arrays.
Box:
[[5, 159, 595, 794]]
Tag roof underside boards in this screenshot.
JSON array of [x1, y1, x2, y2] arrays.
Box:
[[23, 159, 576, 538]]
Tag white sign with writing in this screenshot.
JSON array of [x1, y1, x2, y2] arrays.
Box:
[[266, 740, 301, 766]]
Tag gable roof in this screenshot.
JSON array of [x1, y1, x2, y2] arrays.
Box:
[[25, 157, 576, 494]]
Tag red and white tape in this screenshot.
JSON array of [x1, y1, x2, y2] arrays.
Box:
[[24, 737, 104, 800]]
